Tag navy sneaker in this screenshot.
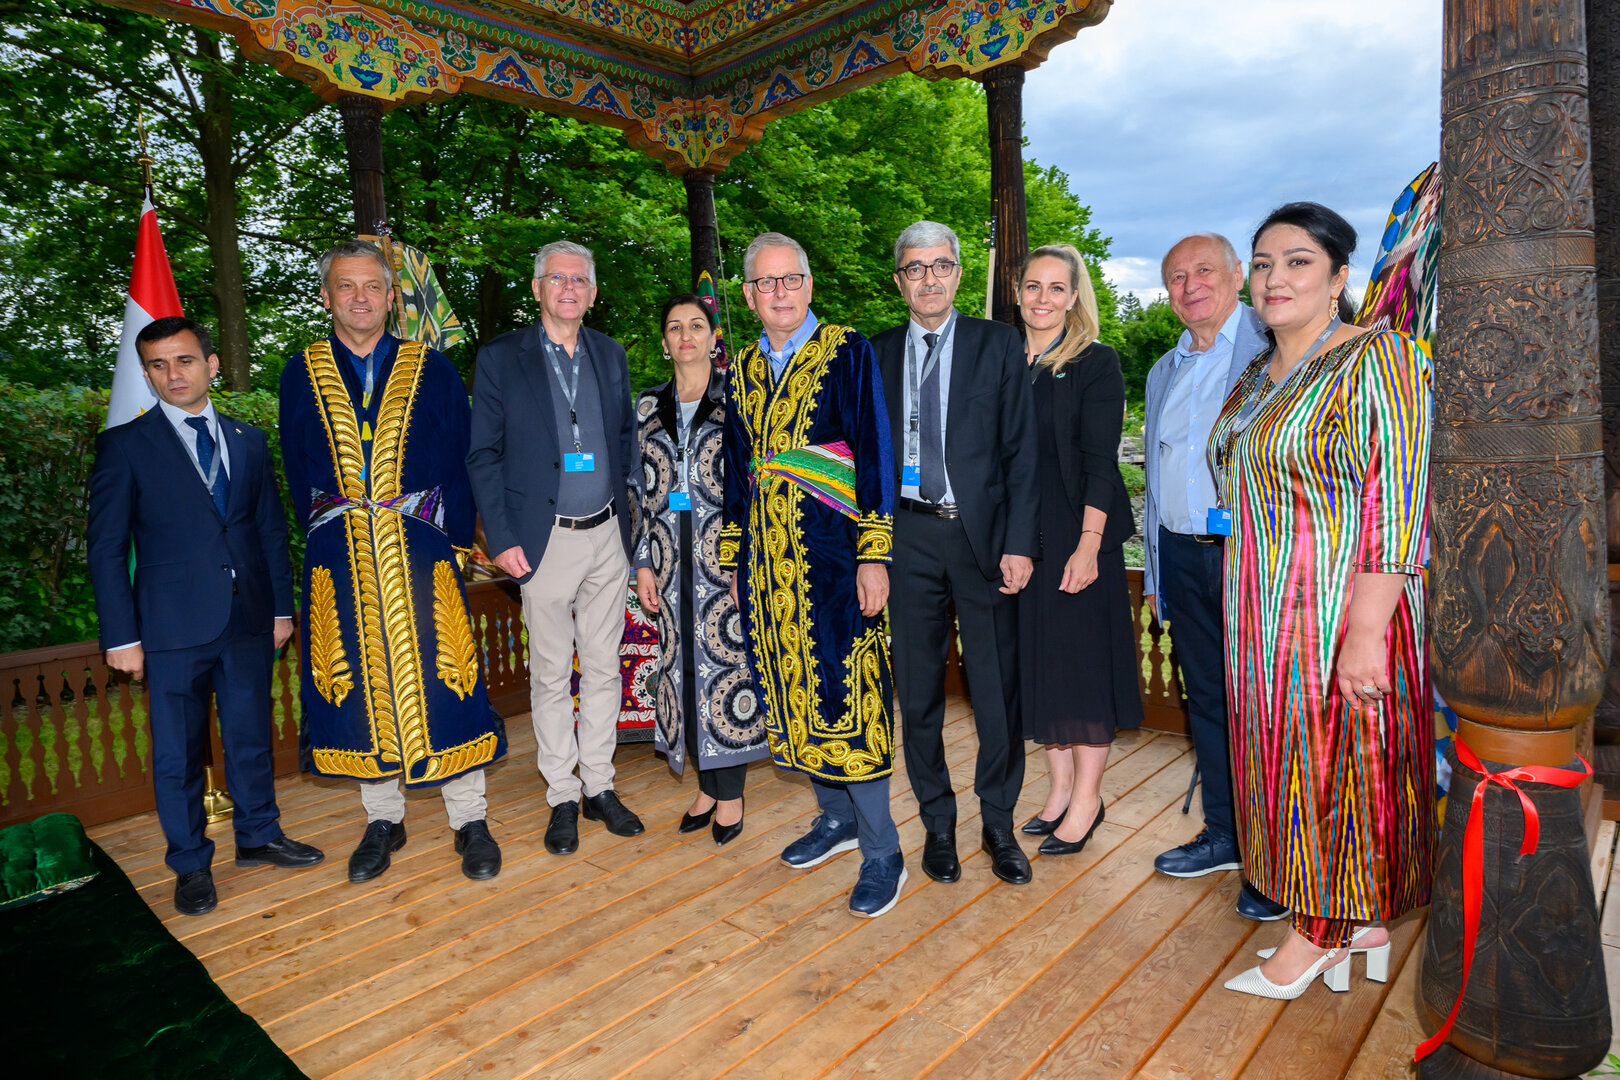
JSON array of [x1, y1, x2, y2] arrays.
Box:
[[781, 815, 860, 869], [1153, 827, 1242, 878], [849, 852, 907, 918], [1236, 880, 1290, 922]]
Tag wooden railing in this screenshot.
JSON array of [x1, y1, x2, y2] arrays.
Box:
[[0, 571, 1186, 831]]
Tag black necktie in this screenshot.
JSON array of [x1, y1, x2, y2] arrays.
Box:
[[185, 416, 229, 515], [919, 331, 945, 503]]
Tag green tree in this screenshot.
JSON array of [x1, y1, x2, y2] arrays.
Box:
[[1115, 295, 1186, 403]]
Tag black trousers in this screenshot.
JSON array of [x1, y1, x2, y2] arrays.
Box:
[[145, 591, 282, 875], [1158, 527, 1236, 843], [891, 510, 1023, 833]]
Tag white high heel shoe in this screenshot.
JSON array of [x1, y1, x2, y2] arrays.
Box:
[[1224, 947, 1350, 999], [1256, 926, 1390, 983]]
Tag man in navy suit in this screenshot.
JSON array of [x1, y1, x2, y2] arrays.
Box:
[[1141, 234, 1286, 922], [88, 316, 323, 916]]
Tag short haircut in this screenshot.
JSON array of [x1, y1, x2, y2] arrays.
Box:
[[136, 315, 214, 363], [743, 232, 810, 280], [1160, 233, 1241, 287], [318, 240, 393, 291], [533, 241, 598, 286], [893, 221, 960, 268]]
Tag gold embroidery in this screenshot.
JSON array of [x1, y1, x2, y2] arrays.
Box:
[[304, 341, 448, 782], [433, 560, 480, 701], [718, 522, 741, 569], [856, 511, 894, 563], [419, 731, 501, 782], [308, 566, 353, 707], [312, 747, 393, 779]]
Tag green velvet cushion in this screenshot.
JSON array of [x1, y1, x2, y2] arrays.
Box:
[[0, 811, 98, 911], [0, 839, 307, 1078]]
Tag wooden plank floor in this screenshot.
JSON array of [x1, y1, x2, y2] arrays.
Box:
[[89, 700, 1428, 1080]]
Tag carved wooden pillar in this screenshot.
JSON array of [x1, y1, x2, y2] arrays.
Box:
[[982, 63, 1027, 329], [1591, 0, 1620, 747], [684, 170, 720, 291], [338, 94, 388, 236], [1423, 2, 1612, 1077]]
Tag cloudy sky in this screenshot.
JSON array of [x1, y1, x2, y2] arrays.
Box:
[[1023, 0, 1443, 302]]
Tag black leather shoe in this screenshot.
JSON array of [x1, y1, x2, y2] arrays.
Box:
[[1038, 800, 1105, 857], [545, 802, 580, 855], [1236, 880, 1290, 922], [1020, 809, 1066, 836], [679, 805, 715, 834], [235, 835, 326, 869], [921, 830, 961, 883], [582, 790, 645, 837], [981, 825, 1033, 884], [1153, 827, 1241, 878], [712, 797, 745, 847], [455, 820, 502, 880], [173, 868, 217, 916], [348, 820, 407, 883]]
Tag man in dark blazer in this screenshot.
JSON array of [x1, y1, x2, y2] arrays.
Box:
[[872, 220, 1039, 887], [88, 316, 323, 916], [467, 241, 643, 857]]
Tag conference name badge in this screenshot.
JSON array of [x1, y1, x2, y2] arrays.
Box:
[[902, 464, 922, 486], [564, 452, 596, 472], [668, 491, 693, 511], [1207, 507, 1233, 537]]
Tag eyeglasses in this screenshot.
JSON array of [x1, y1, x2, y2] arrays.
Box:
[[540, 273, 591, 290], [897, 259, 960, 280], [747, 273, 807, 294]]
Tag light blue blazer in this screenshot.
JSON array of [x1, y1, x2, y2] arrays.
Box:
[[1141, 304, 1268, 616]]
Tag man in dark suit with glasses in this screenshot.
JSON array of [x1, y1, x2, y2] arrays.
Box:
[[872, 221, 1040, 887]]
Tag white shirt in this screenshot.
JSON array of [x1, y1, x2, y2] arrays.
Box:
[[898, 310, 957, 503], [159, 397, 230, 484], [1158, 305, 1241, 535]]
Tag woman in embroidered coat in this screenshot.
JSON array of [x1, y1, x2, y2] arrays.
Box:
[[635, 295, 767, 846]]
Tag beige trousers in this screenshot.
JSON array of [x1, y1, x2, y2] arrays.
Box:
[[520, 519, 630, 806], [359, 769, 487, 830]]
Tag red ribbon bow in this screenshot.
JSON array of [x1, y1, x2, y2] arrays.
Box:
[[1414, 737, 1592, 1061]]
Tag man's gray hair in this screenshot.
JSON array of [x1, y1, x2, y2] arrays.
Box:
[[533, 240, 598, 286], [318, 240, 393, 290], [893, 221, 960, 268], [743, 232, 811, 280], [1161, 232, 1242, 286]]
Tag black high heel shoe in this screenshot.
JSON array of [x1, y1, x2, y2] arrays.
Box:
[[1020, 808, 1067, 836], [1038, 799, 1105, 856], [679, 802, 715, 834], [712, 797, 745, 846]]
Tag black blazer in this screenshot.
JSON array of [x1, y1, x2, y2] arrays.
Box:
[[467, 321, 638, 581], [1043, 341, 1136, 552], [87, 406, 293, 652], [872, 313, 1040, 580]]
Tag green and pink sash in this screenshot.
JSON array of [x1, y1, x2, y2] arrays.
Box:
[[755, 441, 858, 520]]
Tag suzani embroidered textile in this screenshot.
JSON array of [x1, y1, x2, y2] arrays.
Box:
[[720, 323, 897, 784], [280, 333, 506, 787], [1210, 329, 1434, 930]]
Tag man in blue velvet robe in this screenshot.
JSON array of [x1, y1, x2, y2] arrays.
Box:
[[719, 232, 904, 918], [280, 241, 506, 884]]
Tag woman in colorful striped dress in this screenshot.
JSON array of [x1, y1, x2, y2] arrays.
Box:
[[1210, 203, 1433, 999]]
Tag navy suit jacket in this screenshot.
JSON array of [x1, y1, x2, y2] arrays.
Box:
[[87, 406, 294, 653], [466, 322, 639, 582]]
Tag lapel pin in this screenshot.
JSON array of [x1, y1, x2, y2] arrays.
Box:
[[234, 426, 242, 434]]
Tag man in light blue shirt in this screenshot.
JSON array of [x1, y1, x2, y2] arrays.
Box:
[[760, 307, 820, 381], [1141, 233, 1286, 923]]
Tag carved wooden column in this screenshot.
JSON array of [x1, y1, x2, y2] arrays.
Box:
[[1591, 0, 1620, 748], [338, 94, 388, 236], [1423, 2, 1612, 1077], [982, 63, 1027, 329], [684, 170, 720, 291]]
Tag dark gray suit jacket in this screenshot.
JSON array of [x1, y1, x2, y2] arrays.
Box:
[[871, 313, 1039, 581], [467, 321, 638, 582]]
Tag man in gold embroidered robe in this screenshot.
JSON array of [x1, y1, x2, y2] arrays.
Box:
[[719, 233, 904, 918], [280, 241, 506, 884]]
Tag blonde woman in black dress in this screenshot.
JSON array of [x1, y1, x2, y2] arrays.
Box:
[[1016, 245, 1143, 855]]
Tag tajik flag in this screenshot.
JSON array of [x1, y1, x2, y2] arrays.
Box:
[[105, 194, 184, 428]]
